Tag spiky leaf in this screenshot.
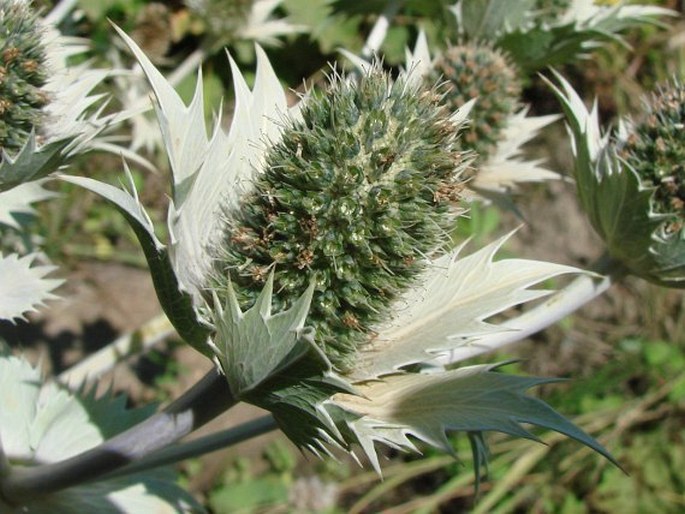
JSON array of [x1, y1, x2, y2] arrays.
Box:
[[0, 135, 69, 192], [0, 252, 61, 322], [547, 72, 685, 287], [334, 363, 616, 474], [211, 272, 318, 397], [352, 234, 580, 379], [114, 25, 290, 297]]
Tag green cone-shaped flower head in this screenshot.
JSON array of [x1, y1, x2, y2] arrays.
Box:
[[427, 42, 521, 161], [214, 67, 467, 370], [0, 0, 49, 154]]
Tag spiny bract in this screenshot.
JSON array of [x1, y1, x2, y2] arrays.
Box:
[[214, 67, 467, 370], [0, 0, 48, 154], [428, 43, 521, 161], [620, 80, 685, 240]]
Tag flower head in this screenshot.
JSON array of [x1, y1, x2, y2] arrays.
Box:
[[0, 0, 123, 191], [69, 27, 615, 476], [0, 0, 49, 154], [549, 73, 685, 287], [397, 32, 561, 195], [215, 66, 466, 369], [426, 42, 521, 161]]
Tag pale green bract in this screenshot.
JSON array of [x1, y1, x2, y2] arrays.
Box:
[[547, 72, 685, 287], [69, 27, 614, 477], [0, 349, 202, 513]]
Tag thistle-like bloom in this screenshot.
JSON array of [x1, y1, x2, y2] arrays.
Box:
[[0, 0, 120, 321], [0, 0, 119, 191], [69, 28, 612, 473], [549, 73, 685, 287], [452, 0, 674, 72]]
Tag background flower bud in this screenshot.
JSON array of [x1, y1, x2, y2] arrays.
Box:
[[426, 43, 521, 162]]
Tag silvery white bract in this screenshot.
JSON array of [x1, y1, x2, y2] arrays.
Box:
[[68, 28, 614, 476], [0, 349, 202, 513], [0, 252, 61, 322]]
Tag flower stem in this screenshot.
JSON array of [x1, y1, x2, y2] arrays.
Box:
[[0, 368, 234, 505], [437, 253, 624, 366], [103, 415, 278, 479]]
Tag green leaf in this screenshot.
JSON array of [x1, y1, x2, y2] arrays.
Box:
[[0, 349, 203, 513], [210, 272, 318, 397], [210, 273, 355, 455], [0, 135, 69, 192], [334, 363, 617, 474], [0, 253, 62, 322]]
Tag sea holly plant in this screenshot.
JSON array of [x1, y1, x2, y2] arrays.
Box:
[[547, 72, 685, 288], [0, 23, 618, 507], [0, 2, 681, 512]]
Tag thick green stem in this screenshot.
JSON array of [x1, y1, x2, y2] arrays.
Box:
[[0, 368, 234, 505]]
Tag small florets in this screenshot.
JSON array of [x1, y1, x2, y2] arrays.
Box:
[[620, 80, 685, 239], [0, 0, 49, 154], [214, 66, 467, 370], [427, 43, 521, 162]]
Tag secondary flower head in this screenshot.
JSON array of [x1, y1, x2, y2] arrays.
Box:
[[0, 0, 122, 191], [426, 42, 521, 161], [394, 32, 561, 195], [549, 73, 685, 287], [0, 0, 48, 154], [71, 27, 614, 475]]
